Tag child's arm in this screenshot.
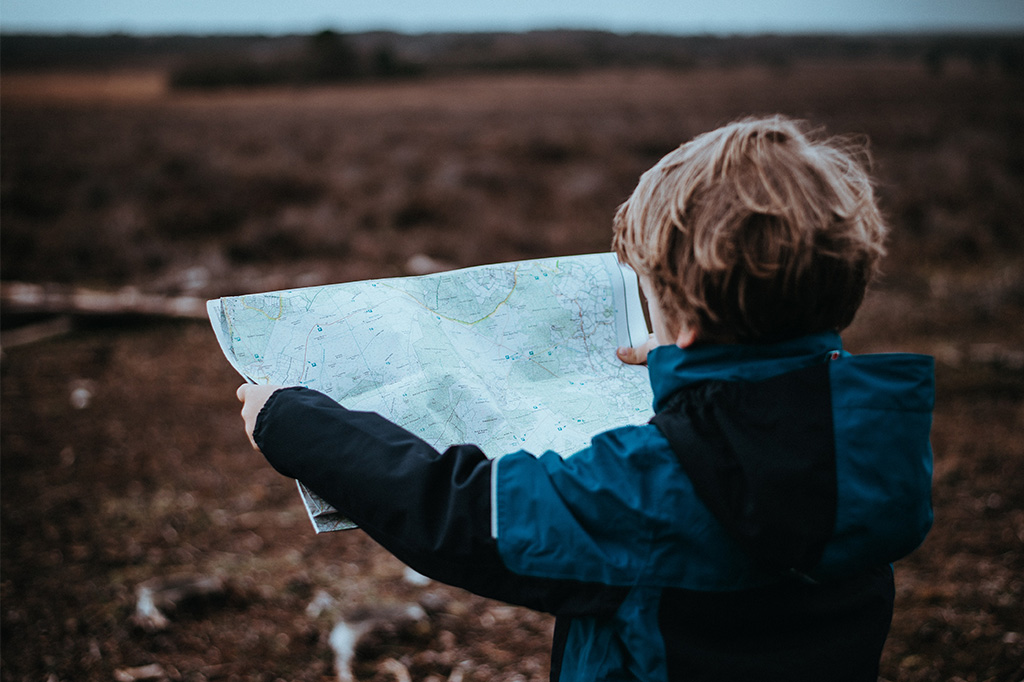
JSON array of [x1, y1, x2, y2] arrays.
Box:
[[237, 385, 628, 617]]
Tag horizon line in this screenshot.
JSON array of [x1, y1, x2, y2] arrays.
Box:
[[3, 24, 1023, 38]]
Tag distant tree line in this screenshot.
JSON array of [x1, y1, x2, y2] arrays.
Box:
[[2, 30, 1022, 87], [168, 30, 423, 88]]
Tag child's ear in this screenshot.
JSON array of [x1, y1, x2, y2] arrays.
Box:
[[675, 326, 698, 348]]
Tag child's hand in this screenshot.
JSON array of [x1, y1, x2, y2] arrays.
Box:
[[616, 333, 658, 366], [237, 383, 285, 450]]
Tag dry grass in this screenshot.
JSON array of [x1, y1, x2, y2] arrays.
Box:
[[0, 70, 168, 102], [2, 60, 1023, 681]]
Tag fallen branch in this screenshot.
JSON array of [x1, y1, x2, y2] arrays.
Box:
[[1, 281, 208, 320], [0, 315, 75, 349]]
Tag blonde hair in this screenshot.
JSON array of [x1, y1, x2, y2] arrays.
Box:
[[612, 115, 888, 344]]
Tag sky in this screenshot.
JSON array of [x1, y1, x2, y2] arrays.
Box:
[[1, 0, 1023, 35]]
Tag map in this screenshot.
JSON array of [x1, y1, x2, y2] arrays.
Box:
[[208, 252, 654, 532]]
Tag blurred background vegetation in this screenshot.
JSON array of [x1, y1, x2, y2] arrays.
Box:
[[2, 30, 1023, 682]]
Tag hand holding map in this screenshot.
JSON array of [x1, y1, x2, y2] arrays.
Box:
[[236, 383, 281, 450], [208, 252, 654, 532]]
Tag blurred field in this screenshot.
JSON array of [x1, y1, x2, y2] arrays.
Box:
[[0, 70, 168, 102], [2, 53, 1023, 681]]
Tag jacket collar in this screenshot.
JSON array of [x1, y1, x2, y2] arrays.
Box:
[[647, 331, 844, 413]]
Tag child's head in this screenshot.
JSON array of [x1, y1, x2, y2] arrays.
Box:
[[612, 115, 888, 345]]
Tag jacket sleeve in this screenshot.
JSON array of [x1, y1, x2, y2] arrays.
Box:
[[253, 386, 626, 617]]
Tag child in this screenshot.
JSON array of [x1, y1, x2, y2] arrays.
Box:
[[237, 115, 934, 681]]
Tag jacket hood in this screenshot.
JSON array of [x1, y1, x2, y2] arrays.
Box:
[[647, 331, 845, 413], [648, 334, 934, 580]]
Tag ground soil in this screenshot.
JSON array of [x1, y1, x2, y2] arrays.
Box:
[[2, 61, 1023, 681]]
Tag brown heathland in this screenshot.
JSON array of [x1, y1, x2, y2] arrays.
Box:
[[2, 58, 1023, 681]]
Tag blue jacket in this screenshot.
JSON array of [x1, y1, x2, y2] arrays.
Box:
[[254, 331, 934, 681]]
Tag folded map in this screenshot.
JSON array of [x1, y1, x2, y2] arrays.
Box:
[[208, 252, 653, 532]]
